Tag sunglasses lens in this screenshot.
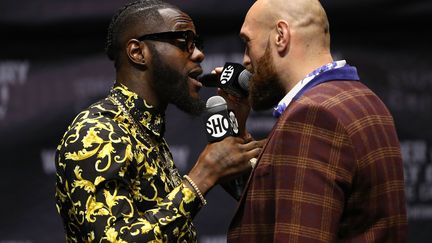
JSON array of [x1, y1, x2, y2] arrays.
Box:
[[182, 31, 202, 53], [139, 30, 203, 54], [195, 37, 203, 51]]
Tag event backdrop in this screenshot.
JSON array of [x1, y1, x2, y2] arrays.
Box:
[[0, 0, 431, 242]]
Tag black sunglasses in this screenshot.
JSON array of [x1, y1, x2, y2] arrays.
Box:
[[137, 30, 204, 54]]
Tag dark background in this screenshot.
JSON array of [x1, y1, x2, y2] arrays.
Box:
[[0, 0, 431, 242]]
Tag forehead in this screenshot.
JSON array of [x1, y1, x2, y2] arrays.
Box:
[[240, 2, 262, 40], [158, 8, 196, 32]]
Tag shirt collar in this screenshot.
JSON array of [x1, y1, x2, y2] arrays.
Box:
[[111, 82, 165, 137], [273, 60, 347, 118]]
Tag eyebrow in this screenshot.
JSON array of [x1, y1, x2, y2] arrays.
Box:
[[239, 32, 249, 42], [172, 22, 194, 31]]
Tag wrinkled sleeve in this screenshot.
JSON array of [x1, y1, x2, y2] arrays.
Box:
[[55, 115, 200, 242]]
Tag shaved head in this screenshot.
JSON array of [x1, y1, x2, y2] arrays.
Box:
[[262, 0, 329, 26], [244, 0, 330, 50], [241, 0, 333, 110]]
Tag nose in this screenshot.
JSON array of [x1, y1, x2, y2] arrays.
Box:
[[243, 52, 252, 71], [191, 47, 205, 63]]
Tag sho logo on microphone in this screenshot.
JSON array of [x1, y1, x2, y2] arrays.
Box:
[[220, 65, 234, 84], [206, 114, 230, 138], [229, 111, 239, 135]]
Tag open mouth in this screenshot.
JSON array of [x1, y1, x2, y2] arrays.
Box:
[[188, 69, 203, 90]]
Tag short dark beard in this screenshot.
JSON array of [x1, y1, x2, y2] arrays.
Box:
[[249, 43, 286, 111], [149, 45, 205, 116]]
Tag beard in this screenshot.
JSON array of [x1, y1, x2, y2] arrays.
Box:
[[248, 43, 286, 111], [149, 46, 205, 116]]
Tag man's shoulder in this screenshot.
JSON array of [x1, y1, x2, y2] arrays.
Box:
[[303, 80, 373, 104], [283, 80, 394, 128], [61, 97, 126, 139], [298, 80, 388, 115], [71, 97, 116, 123]]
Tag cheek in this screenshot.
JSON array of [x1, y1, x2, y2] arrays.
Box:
[[158, 46, 189, 70], [248, 49, 264, 72], [170, 61, 189, 79]]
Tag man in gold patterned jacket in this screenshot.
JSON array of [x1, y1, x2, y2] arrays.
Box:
[[54, 1, 262, 242]]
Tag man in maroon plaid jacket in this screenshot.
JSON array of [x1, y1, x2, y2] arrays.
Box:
[[226, 0, 407, 242]]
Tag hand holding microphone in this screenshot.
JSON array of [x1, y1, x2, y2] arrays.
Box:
[[203, 95, 239, 143], [184, 65, 262, 202], [199, 95, 258, 200], [199, 62, 252, 98], [200, 63, 252, 138], [187, 135, 262, 200]]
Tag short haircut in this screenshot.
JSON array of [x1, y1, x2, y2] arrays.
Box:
[[105, 0, 178, 67]]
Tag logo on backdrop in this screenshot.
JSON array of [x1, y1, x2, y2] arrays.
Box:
[[0, 60, 29, 120], [401, 139, 432, 219]]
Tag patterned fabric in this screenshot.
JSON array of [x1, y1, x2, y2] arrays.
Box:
[[228, 81, 407, 242], [55, 83, 201, 243], [273, 60, 347, 118]]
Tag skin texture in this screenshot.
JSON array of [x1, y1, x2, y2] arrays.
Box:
[[240, 0, 333, 99], [225, 1, 406, 242], [119, 8, 204, 110], [117, 7, 263, 195], [220, 0, 334, 134]]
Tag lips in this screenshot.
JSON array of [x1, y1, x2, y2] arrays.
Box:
[[188, 68, 204, 89]]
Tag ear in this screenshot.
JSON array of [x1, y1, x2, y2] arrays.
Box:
[[275, 20, 290, 52], [126, 39, 147, 66]]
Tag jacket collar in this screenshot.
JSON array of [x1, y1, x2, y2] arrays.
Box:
[[111, 82, 165, 137]]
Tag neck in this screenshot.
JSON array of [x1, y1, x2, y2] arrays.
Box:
[[116, 69, 168, 111], [279, 51, 333, 92]]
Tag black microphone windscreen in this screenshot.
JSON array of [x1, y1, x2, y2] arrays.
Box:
[[199, 73, 220, 88]]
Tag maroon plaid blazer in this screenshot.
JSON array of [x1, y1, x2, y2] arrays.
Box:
[[228, 81, 407, 242]]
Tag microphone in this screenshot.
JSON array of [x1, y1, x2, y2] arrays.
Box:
[[199, 62, 252, 98], [203, 96, 239, 143], [202, 96, 245, 200]]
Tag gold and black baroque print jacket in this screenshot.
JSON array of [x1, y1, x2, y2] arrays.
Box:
[[55, 83, 201, 242]]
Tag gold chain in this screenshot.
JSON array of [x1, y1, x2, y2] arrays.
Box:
[[109, 94, 182, 188]]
